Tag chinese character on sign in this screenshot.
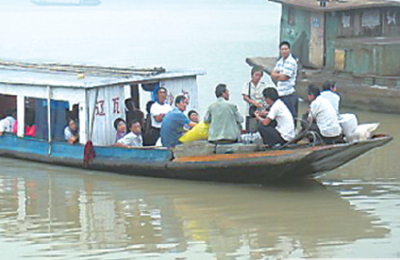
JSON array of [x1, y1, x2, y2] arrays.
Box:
[[112, 97, 120, 114], [95, 100, 106, 116]]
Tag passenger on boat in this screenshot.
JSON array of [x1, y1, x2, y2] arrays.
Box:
[[160, 95, 195, 148], [188, 110, 199, 124], [255, 88, 295, 147], [242, 65, 268, 117], [113, 118, 127, 142], [185, 109, 199, 130], [271, 41, 298, 123], [0, 112, 16, 136], [12, 120, 36, 137], [146, 87, 172, 146], [307, 84, 343, 144], [204, 84, 243, 144], [64, 118, 79, 144], [115, 119, 143, 148], [320, 80, 340, 116], [125, 98, 144, 130]]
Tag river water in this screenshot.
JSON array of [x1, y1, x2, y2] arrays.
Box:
[[1, 0, 400, 259]]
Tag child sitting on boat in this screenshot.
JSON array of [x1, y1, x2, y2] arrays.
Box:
[[115, 119, 143, 148], [64, 118, 79, 144], [0, 111, 16, 136], [113, 118, 127, 142]]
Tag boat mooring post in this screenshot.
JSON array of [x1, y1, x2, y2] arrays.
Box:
[[47, 85, 52, 155]]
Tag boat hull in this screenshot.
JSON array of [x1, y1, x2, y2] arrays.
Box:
[[0, 134, 392, 184]]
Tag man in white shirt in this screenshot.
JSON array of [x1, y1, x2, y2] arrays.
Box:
[[254, 88, 295, 147], [271, 41, 298, 123], [307, 84, 343, 144], [144, 87, 172, 146], [320, 80, 340, 116], [115, 119, 143, 148], [0, 113, 16, 136]]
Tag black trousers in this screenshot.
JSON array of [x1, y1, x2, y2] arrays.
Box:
[[301, 112, 344, 145], [258, 124, 286, 147], [143, 127, 160, 146], [280, 93, 298, 124]]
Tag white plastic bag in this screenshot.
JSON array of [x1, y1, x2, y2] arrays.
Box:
[[339, 113, 358, 138], [347, 123, 380, 142]]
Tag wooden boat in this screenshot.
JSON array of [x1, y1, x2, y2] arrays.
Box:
[[0, 60, 393, 184]]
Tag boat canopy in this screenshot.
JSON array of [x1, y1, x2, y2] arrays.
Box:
[[0, 60, 204, 146]]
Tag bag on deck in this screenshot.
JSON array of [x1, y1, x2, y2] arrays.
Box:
[[179, 121, 209, 143]]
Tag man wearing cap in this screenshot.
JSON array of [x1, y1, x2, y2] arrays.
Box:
[[271, 41, 298, 123]]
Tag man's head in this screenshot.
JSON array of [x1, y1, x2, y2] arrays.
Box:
[[156, 87, 168, 104], [175, 95, 187, 112], [251, 66, 264, 83], [114, 118, 126, 133], [279, 41, 291, 59], [322, 80, 337, 92], [128, 119, 141, 135], [262, 87, 279, 106], [215, 83, 229, 100], [188, 110, 199, 123], [308, 84, 320, 102]]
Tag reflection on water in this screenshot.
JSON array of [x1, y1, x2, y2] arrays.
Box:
[[0, 158, 398, 259]]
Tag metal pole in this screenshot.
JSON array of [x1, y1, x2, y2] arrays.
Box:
[[47, 86, 52, 155]]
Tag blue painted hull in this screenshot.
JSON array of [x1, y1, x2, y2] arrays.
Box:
[[0, 134, 393, 184]]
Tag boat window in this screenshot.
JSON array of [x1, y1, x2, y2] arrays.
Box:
[[33, 98, 71, 141], [0, 94, 17, 119]]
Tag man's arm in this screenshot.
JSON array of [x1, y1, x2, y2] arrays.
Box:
[[204, 108, 211, 124], [242, 94, 263, 108], [254, 111, 272, 126]]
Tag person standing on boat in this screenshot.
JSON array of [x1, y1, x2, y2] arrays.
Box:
[[204, 84, 243, 144], [242, 65, 269, 116], [0, 112, 16, 136], [115, 119, 143, 148], [64, 118, 79, 144], [320, 80, 340, 116], [254, 88, 295, 147], [242, 65, 271, 133], [146, 87, 172, 146], [160, 95, 195, 148], [271, 41, 298, 123], [307, 84, 343, 144]]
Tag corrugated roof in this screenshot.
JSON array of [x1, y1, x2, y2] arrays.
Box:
[[269, 0, 400, 11], [0, 60, 205, 89]]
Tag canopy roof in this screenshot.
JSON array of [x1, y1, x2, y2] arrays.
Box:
[[269, 0, 400, 11], [0, 60, 205, 89]]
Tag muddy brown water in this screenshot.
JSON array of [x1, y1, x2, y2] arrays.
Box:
[[1, 109, 399, 259]]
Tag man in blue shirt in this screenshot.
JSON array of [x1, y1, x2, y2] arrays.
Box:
[[161, 95, 194, 148]]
